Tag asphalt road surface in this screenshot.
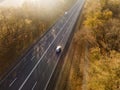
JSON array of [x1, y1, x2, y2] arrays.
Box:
[[0, 0, 85, 90]]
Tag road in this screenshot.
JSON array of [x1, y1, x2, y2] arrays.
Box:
[[0, 0, 85, 90]]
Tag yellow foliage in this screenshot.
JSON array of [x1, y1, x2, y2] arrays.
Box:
[[88, 48, 120, 90], [103, 10, 113, 20], [84, 9, 113, 30], [25, 19, 32, 25], [84, 12, 104, 28]]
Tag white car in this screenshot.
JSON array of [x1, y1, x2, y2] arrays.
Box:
[[65, 11, 68, 15], [56, 45, 62, 53]]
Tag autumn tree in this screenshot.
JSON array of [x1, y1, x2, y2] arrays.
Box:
[[84, 0, 120, 55]]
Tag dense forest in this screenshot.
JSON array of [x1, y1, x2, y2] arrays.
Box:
[[0, 0, 76, 79], [84, 0, 120, 54], [83, 0, 120, 90]]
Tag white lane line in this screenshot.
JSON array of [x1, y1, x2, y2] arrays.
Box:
[[44, 1, 85, 89], [31, 56, 35, 61], [44, 47, 63, 90], [44, 10, 75, 90], [9, 78, 17, 87], [18, 2, 78, 90], [31, 81, 37, 90]]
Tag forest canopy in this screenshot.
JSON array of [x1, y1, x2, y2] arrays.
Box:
[[84, 0, 120, 55]]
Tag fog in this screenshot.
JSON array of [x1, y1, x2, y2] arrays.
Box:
[[0, 0, 64, 8]]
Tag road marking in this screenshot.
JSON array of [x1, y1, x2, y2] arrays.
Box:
[[44, 0, 85, 89], [31, 56, 35, 61], [44, 8, 75, 90], [9, 78, 17, 87], [18, 1, 80, 90], [31, 81, 37, 90]]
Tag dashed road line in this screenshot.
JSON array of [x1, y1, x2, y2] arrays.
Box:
[[9, 78, 17, 87], [31, 81, 37, 90]]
